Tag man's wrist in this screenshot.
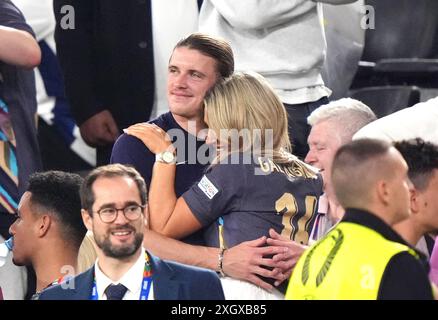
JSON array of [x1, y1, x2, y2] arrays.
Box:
[[155, 151, 177, 164], [217, 247, 227, 277]]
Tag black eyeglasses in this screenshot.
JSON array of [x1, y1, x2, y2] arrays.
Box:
[[94, 204, 145, 223]]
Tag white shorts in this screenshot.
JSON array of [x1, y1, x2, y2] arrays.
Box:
[[220, 277, 284, 300]]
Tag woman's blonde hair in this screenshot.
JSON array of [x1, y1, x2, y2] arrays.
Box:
[[204, 71, 292, 164], [77, 231, 97, 273]]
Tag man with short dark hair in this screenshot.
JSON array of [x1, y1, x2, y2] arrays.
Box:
[[39, 164, 224, 300], [393, 139, 438, 288], [393, 138, 438, 256], [9, 171, 85, 299], [286, 139, 434, 300]]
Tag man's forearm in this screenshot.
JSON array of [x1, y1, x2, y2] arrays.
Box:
[[0, 26, 41, 68], [144, 229, 288, 291], [144, 229, 219, 270]]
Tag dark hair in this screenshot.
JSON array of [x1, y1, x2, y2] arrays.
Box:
[[81, 164, 147, 212], [174, 33, 234, 79], [394, 138, 438, 191], [27, 171, 85, 248]]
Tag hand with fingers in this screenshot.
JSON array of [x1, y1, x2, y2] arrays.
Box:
[[124, 123, 175, 155], [222, 236, 290, 292], [80, 110, 119, 147], [266, 228, 308, 286]]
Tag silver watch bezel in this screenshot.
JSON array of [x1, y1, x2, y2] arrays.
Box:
[[156, 151, 176, 164]]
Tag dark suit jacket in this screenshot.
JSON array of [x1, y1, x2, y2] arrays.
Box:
[[53, 0, 155, 129], [38, 253, 224, 300], [53, 0, 204, 130]]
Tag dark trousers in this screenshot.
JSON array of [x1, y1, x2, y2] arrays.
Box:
[[97, 144, 114, 166], [38, 120, 93, 172], [284, 97, 330, 160]]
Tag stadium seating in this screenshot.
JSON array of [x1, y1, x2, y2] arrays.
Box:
[[350, 86, 420, 118]]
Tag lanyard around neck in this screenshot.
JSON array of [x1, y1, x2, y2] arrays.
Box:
[[90, 252, 153, 300]]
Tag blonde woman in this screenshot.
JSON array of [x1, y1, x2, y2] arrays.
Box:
[[76, 231, 97, 274], [125, 72, 323, 299]]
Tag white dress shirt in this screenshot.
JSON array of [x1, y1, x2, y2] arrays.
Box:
[[94, 248, 154, 300]]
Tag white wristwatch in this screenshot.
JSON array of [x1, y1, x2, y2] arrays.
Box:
[[155, 151, 177, 164]]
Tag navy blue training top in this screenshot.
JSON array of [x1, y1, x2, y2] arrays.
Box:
[[111, 112, 211, 245], [183, 153, 324, 248]]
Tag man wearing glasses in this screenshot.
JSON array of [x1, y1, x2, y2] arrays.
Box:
[[38, 164, 224, 300]]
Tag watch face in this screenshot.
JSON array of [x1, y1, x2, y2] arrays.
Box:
[[163, 151, 175, 163]]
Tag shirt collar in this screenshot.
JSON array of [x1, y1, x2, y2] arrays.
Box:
[[118, 248, 146, 295], [317, 193, 328, 215], [341, 208, 429, 268], [341, 208, 409, 245], [94, 248, 146, 299]]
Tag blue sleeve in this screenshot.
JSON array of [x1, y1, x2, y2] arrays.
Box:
[[0, 0, 35, 37], [182, 163, 244, 227], [110, 133, 155, 185]]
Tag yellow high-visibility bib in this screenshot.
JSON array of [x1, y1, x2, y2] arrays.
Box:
[[286, 222, 418, 300]]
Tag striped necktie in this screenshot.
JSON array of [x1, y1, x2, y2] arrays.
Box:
[[0, 98, 18, 213]]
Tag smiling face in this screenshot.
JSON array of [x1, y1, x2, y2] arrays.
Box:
[[305, 120, 343, 184], [167, 47, 219, 123], [82, 176, 144, 259]]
